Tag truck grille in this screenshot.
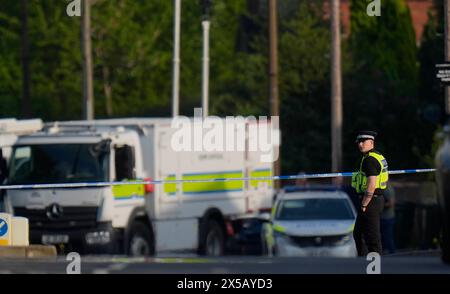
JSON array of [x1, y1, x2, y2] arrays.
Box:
[[14, 206, 98, 230]]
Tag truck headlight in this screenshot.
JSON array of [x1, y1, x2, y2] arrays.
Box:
[[85, 231, 111, 245]]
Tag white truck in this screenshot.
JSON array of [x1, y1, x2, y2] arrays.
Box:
[[5, 118, 277, 256]]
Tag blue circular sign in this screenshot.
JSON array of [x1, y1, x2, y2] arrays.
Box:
[[0, 218, 8, 237]]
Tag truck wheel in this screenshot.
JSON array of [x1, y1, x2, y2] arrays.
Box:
[[128, 222, 154, 257], [203, 220, 225, 256]]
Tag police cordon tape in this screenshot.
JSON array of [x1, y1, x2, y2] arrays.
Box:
[[0, 169, 436, 190]]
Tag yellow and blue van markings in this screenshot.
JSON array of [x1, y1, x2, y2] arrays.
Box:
[[164, 170, 247, 196], [182, 171, 243, 194], [164, 174, 177, 195], [113, 180, 145, 200], [250, 168, 272, 188], [113, 169, 272, 199]]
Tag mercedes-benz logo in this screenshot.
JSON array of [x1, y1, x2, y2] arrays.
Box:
[[46, 203, 64, 220]]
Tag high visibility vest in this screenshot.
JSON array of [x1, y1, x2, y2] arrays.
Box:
[[351, 151, 388, 194]]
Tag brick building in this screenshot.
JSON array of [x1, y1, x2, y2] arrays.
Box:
[[339, 0, 435, 43]]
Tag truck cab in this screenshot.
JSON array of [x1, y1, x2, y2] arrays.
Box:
[[7, 124, 151, 254], [1, 119, 43, 213]]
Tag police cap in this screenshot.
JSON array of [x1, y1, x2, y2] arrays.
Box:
[[355, 130, 377, 143]]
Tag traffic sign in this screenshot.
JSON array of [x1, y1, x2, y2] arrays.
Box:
[[436, 63, 450, 85], [0, 218, 8, 237], [0, 213, 11, 246]]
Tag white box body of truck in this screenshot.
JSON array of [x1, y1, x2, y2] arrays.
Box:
[[0, 118, 43, 160], [6, 118, 277, 255]]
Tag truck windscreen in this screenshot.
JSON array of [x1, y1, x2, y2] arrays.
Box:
[[8, 143, 109, 184]]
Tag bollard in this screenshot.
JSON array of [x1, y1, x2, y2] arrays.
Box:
[[12, 217, 29, 246]]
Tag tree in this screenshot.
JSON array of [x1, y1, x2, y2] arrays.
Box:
[[346, 0, 420, 170], [417, 0, 445, 167], [0, 1, 22, 118], [211, 0, 334, 174], [92, 0, 173, 117], [278, 0, 331, 174], [28, 1, 82, 120], [209, 0, 268, 116], [0, 2, 83, 120]]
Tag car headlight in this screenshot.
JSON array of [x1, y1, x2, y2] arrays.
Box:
[[333, 233, 353, 246], [274, 231, 292, 244]]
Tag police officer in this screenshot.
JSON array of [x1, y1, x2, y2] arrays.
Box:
[[351, 131, 388, 256]]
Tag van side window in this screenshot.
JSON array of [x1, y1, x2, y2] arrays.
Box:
[[115, 145, 135, 181]]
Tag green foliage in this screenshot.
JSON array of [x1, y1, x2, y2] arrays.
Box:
[[346, 0, 421, 170], [416, 0, 446, 168], [92, 0, 173, 117], [29, 1, 82, 120], [0, 0, 440, 176], [278, 0, 331, 174], [209, 0, 268, 116], [0, 1, 81, 120], [0, 1, 21, 117]]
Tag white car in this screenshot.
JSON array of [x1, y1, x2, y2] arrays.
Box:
[[262, 187, 357, 257]]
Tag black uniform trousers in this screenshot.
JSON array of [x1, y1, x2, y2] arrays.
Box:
[[353, 195, 384, 256]]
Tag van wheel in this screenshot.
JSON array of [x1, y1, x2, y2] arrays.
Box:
[[202, 220, 225, 256], [127, 222, 154, 257]]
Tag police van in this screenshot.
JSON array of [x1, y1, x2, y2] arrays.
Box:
[[5, 118, 277, 256]]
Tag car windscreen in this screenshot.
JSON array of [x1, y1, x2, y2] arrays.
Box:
[[276, 198, 354, 220], [8, 143, 109, 184]]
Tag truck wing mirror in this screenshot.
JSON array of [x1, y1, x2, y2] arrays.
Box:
[[115, 145, 135, 181]]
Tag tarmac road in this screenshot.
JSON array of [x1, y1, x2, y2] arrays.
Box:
[[0, 253, 449, 274]]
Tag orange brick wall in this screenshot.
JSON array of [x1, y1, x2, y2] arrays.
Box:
[[337, 0, 434, 42]]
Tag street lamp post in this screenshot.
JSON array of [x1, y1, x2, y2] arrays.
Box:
[[269, 0, 280, 190], [172, 0, 181, 118], [200, 0, 212, 118], [330, 0, 342, 183], [82, 0, 94, 120], [445, 0, 450, 118]]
